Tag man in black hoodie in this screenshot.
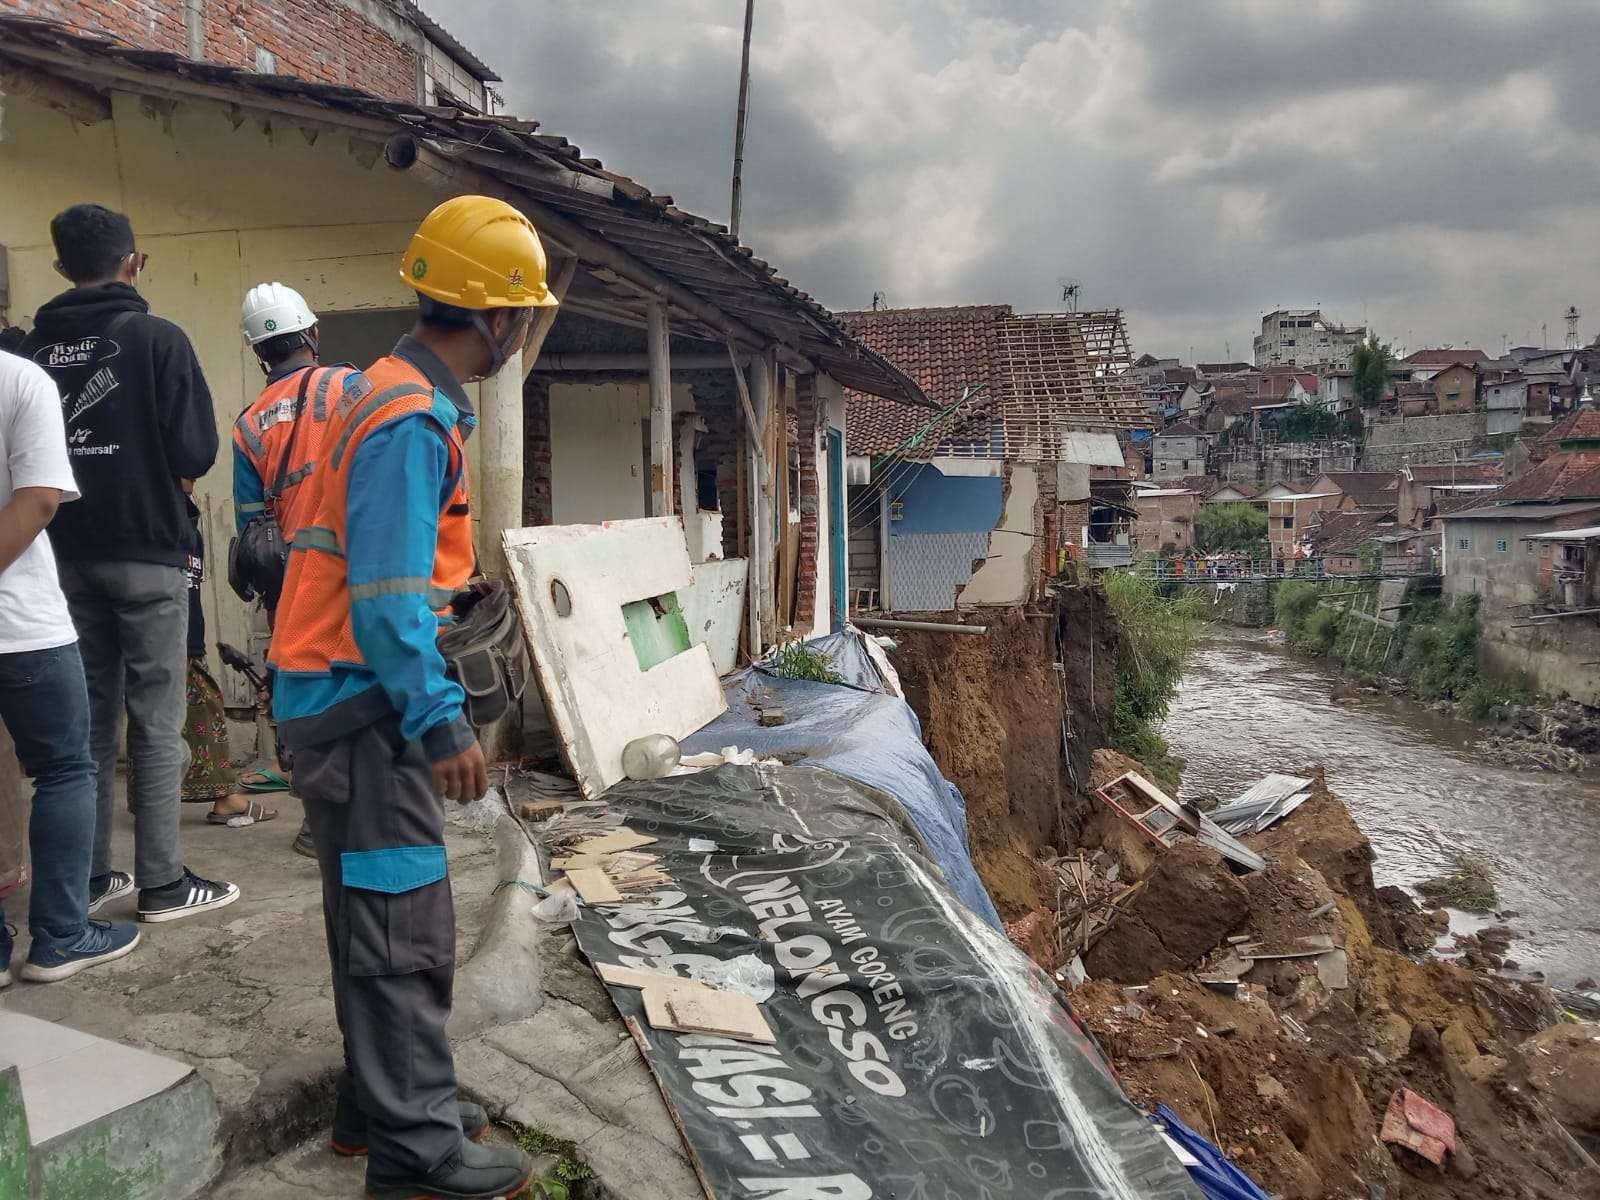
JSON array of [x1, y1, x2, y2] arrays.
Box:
[[24, 204, 240, 924]]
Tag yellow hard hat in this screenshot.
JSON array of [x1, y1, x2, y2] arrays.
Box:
[[400, 195, 559, 310]]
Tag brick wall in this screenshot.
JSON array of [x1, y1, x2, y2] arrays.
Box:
[[522, 375, 552, 525], [3, 0, 422, 101]]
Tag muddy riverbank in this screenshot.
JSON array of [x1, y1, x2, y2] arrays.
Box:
[[1160, 629, 1600, 991]]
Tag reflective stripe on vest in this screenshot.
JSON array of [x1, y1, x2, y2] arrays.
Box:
[[268, 355, 473, 678], [235, 365, 354, 544]]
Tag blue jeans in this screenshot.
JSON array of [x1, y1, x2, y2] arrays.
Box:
[[0, 642, 95, 959]]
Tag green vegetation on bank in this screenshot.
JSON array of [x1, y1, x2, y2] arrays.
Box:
[[1273, 581, 1533, 717], [1194, 501, 1269, 558], [1417, 854, 1498, 913], [1104, 571, 1203, 792]]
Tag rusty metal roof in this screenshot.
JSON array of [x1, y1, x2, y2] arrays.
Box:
[[0, 13, 926, 407]]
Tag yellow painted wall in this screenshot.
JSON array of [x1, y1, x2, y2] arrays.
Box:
[[0, 82, 464, 701]]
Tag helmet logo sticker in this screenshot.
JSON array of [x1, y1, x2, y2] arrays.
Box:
[[264, 318, 278, 332], [411, 258, 429, 280], [507, 266, 525, 294]]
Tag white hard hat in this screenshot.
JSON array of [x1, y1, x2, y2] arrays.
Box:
[[241, 282, 317, 346]]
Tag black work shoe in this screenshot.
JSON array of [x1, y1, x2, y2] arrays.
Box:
[[292, 819, 317, 860], [366, 1138, 533, 1199], [88, 870, 134, 914], [137, 867, 241, 923], [333, 1100, 490, 1157]]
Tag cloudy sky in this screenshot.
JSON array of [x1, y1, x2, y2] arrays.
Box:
[[430, 0, 1600, 363]]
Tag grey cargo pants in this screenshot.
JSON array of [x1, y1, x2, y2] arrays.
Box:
[[294, 714, 464, 1177]]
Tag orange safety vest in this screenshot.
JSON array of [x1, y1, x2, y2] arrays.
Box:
[[268, 355, 474, 678], [233, 364, 355, 542]]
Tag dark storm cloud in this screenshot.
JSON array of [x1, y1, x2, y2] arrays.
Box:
[[425, 1, 1600, 359]]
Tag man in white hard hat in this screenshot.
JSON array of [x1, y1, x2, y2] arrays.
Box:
[[232, 283, 359, 858]]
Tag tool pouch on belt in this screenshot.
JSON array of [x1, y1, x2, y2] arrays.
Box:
[[436, 580, 529, 729]]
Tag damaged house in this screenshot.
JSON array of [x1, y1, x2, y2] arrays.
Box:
[[839, 304, 1146, 610], [0, 12, 927, 704]]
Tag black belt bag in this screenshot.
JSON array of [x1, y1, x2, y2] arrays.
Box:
[[437, 580, 530, 729]]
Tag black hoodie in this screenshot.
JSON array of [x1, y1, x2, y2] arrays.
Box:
[[23, 283, 218, 567]]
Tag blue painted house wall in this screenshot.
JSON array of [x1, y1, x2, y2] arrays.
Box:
[[884, 466, 1005, 610]]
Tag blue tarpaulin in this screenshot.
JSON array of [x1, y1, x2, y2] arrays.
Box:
[[682, 630, 1004, 928], [1152, 1104, 1274, 1200]]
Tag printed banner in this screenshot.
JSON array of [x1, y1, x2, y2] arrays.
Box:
[[566, 764, 1201, 1200]]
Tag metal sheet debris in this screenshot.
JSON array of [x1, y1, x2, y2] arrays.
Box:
[[1212, 773, 1315, 835], [1098, 771, 1266, 873]]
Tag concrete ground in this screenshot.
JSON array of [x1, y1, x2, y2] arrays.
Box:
[[0, 776, 701, 1199]]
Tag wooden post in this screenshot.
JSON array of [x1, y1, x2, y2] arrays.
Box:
[[647, 300, 673, 517], [728, 342, 769, 655]]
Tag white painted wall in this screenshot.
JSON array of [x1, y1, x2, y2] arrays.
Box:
[[547, 380, 693, 524], [958, 464, 1039, 605]]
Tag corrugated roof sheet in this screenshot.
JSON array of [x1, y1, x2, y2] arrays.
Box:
[[1442, 500, 1600, 521], [1060, 431, 1127, 467], [0, 13, 925, 408], [1526, 525, 1600, 540]]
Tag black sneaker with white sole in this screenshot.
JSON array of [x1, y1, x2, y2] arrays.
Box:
[[137, 867, 241, 923], [88, 870, 135, 914]]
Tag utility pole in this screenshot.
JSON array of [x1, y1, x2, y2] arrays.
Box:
[[729, 0, 755, 240]]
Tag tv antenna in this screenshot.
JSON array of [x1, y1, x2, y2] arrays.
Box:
[[1059, 278, 1083, 312], [870, 291, 888, 311]]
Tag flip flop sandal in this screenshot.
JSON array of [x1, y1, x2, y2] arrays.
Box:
[[206, 798, 279, 826], [237, 768, 291, 793]]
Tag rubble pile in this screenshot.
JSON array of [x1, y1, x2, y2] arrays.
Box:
[[1053, 752, 1600, 1200]]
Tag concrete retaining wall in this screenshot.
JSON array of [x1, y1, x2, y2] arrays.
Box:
[[1362, 413, 1485, 469]]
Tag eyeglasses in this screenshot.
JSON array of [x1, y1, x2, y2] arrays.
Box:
[[50, 250, 149, 280]]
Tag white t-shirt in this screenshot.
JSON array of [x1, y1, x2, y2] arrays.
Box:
[[0, 349, 80, 654]]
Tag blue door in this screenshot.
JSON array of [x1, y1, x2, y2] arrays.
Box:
[[827, 428, 847, 631]]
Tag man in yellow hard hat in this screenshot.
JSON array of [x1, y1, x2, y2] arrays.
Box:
[[269, 195, 556, 1200]]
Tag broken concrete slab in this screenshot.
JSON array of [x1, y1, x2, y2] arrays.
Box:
[[505, 519, 728, 799]]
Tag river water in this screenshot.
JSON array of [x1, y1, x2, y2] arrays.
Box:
[[1159, 630, 1600, 990]]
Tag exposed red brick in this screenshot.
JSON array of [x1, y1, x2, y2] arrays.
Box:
[[1, 0, 421, 101]]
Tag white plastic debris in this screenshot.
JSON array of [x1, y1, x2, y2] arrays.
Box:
[[450, 786, 505, 833], [688, 837, 719, 853], [532, 890, 579, 925], [684, 953, 776, 1002], [225, 813, 256, 828]]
